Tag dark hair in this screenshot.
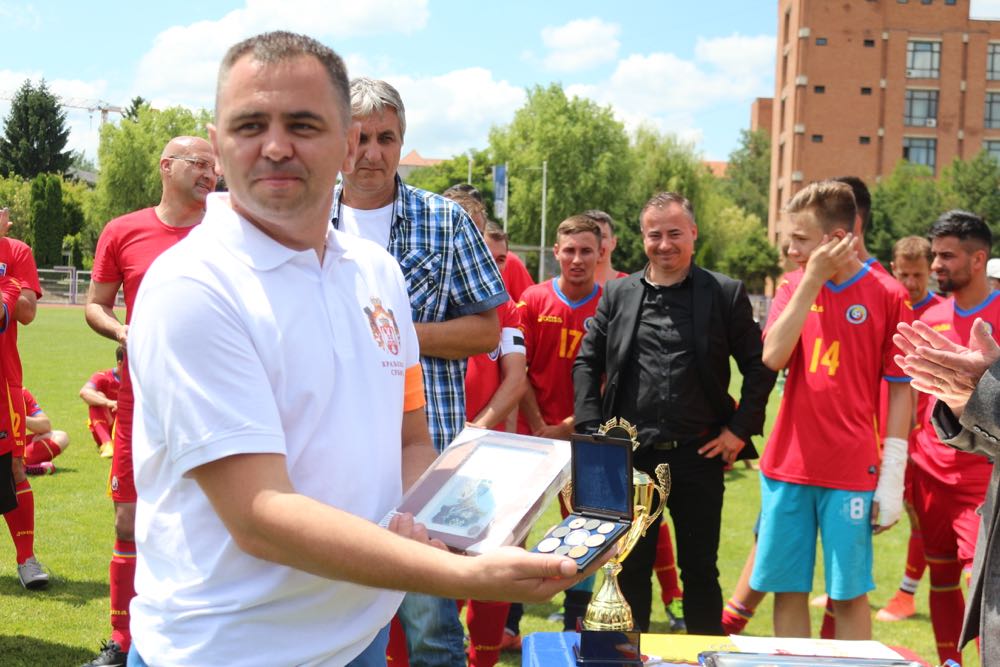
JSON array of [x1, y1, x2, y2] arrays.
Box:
[[785, 181, 856, 233], [484, 221, 507, 244], [217, 32, 350, 124], [640, 192, 695, 226], [581, 210, 615, 235], [443, 183, 483, 204], [556, 215, 602, 244], [928, 209, 992, 250], [832, 176, 871, 233], [116, 346, 124, 363]]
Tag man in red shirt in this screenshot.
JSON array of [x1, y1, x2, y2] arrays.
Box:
[[82, 135, 214, 667], [583, 209, 628, 287], [905, 211, 997, 664], [0, 270, 24, 518], [0, 207, 46, 591], [79, 347, 123, 458], [20, 386, 70, 474], [754, 181, 911, 640]]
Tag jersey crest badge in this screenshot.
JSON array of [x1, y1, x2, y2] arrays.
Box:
[[364, 297, 401, 356], [583, 316, 595, 331], [0, 263, 7, 277], [846, 304, 868, 325]]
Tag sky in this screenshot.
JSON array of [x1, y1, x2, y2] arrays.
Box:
[[3, 0, 1000, 166]]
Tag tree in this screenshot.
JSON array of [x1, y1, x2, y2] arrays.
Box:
[[722, 129, 771, 222], [29, 173, 64, 265], [405, 148, 495, 208], [868, 161, 942, 264], [488, 84, 631, 267], [123, 96, 150, 122], [94, 105, 210, 224], [716, 216, 781, 293], [940, 150, 1000, 254], [0, 79, 72, 178]]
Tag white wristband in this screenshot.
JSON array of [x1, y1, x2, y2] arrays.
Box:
[[873, 437, 907, 527]]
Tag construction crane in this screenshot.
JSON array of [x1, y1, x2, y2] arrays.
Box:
[[0, 91, 123, 125]]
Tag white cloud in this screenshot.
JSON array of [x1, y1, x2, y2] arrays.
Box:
[[971, 0, 1000, 18], [0, 3, 41, 30], [389, 68, 525, 158], [134, 0, 429, 109], [540, 18, 620, 72]]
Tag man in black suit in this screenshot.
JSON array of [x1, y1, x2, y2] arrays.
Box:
[[573, 191, 776, 634]]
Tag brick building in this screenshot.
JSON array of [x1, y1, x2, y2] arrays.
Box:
[[767, 0, 1000, 244]]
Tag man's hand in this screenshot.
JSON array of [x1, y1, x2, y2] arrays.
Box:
[[107, 399, 118, 411], [459, 545, 610, 604], [697, 426, 745, 464], [803, 233, 858, 284], [387, 512, 447, 551], [535, 421, 573, 440], [894, 319, 1000, 415]]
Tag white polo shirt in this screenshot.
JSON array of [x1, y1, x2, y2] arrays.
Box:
[[128, 193, 419, 666]]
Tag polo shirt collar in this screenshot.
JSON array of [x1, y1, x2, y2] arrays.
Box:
[[204, 192, 347, 271]]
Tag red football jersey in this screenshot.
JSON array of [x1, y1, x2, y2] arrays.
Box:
[[0, 274, 23, 456], [465, 300, 525, 429], [762, 266, 909, 491], [909, 292, 1000, 487], [20, 387, 40, 417], [517, 279, 601, 432], [87, 368, 121, 403], [0, 238, 41, 389], [501, 252, 535, 302]]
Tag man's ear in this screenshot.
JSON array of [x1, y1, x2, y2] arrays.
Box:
[[340, 121, 361, 175]]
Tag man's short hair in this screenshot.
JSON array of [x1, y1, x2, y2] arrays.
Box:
[[556, 215, 602, 244], [892, 235, 933, 264], [484, 221, 507, 244], [785, 181, 856, 234], [443, 183, 483, 204], [350, 77, 406, 138], [442, 191, 486, 230], [640, 192, 696, 226], [217, 31, 350, 125], [115, 346, 124, 364], [833, 176, 871, 233], [582, 210, 615, 235], [928, 209, 993, 250]]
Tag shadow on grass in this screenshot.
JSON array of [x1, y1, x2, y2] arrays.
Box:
[[0, 635, 95, 667], [0, 575, 105, 605]]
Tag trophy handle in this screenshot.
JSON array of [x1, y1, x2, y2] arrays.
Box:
[[646, 463, 671, 526]]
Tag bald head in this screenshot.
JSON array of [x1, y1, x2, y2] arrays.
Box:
[[161, 136, 211, 160], [159, 135, 216, 208]]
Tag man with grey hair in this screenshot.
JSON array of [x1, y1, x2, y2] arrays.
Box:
[[122, 32, 594, 667], [332, 76, 507, 667]]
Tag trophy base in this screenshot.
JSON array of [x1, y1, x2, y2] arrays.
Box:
[[582, 561, 635, 632], [573, 631, 642, 666]]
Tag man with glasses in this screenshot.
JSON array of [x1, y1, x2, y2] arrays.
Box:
[[81, 135, 215, 667]]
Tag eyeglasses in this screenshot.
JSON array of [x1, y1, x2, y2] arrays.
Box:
[[168, 155, 215, 172]]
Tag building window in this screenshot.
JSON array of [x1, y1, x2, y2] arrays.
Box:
[[984, 140, 1000, 162], [903, 137, 937, 172], [987, 92, 1000, 128], [816, 37, 828, 46], [814, 85, 826, 93], [860, 136, 872, 144], [864, 39, 876, 47], [907, 41, 941, 78], [989, 44, 1000, 80], [861, 87, 873, 95], [904, 89, 939, 126], [945, 0, 957, 4], [811, 134, 824, 143], [921, 0, 932, 4]]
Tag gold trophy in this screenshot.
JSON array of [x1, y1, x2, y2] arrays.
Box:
[[582, 418, 671, 632]]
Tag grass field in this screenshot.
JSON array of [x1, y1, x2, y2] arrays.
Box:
[[0, 306, 976, 666]]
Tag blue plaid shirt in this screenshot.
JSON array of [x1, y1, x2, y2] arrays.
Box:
[[333, 176, 508, 451]]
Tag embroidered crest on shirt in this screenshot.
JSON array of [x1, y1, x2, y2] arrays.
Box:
[[364, 297, 401, 356], [846, 304, 868, 325]]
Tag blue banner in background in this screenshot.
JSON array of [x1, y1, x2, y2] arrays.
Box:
[[492, 164, 506, 219]]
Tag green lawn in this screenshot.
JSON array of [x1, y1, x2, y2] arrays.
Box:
[[0, 307, 974, 666]]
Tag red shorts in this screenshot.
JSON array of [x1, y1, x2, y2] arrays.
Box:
[[910, 463, 984, 567], [7, 383, 25, 458], [110, 393, 136, 504], [903, 459, 916, 508]]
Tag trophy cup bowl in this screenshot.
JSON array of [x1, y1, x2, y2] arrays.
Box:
[[582, 463, 671, 631]]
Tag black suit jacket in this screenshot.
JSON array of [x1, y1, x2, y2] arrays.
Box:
[[573, 265, 776, 457]]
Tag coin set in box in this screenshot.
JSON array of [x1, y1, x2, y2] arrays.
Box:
[[532, 433, 633, 572]]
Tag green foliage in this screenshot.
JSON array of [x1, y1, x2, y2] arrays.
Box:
[[868, 161, 942, 264], [405, 148, 495, 207], [68, 150, 97, 174], [939, 150, 1000, 254], [29, 173, 65, 265], [722, 129, 771, 223], [94, 105, 210, 225], [123, 95, 149, 122], [0, 79, 72, 178], [713, 207, 781, 293], [489, 85, 631, 254], [0, 175, 32, 243]]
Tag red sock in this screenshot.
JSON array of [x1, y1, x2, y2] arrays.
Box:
[[721, 598, 755, 634], [4, 480, 34, 563], [928, 558, 964, 664], [904, 527, 926, 586], [386, 614, 409, 665], [467, 599, 511, 667], [654, 521, 683, 603], [89, 406, 114, 447], [24, 438, 62, 465], [819, 597, 836, 639], [110, 539, 136, 652]]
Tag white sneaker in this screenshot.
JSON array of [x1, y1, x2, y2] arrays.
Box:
[[17, 556, 49, 589]]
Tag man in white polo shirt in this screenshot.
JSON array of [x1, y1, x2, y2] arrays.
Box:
[[125, 31, 594, 667]]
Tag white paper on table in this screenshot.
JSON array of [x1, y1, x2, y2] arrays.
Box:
[[727, 636, 903, 660]]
